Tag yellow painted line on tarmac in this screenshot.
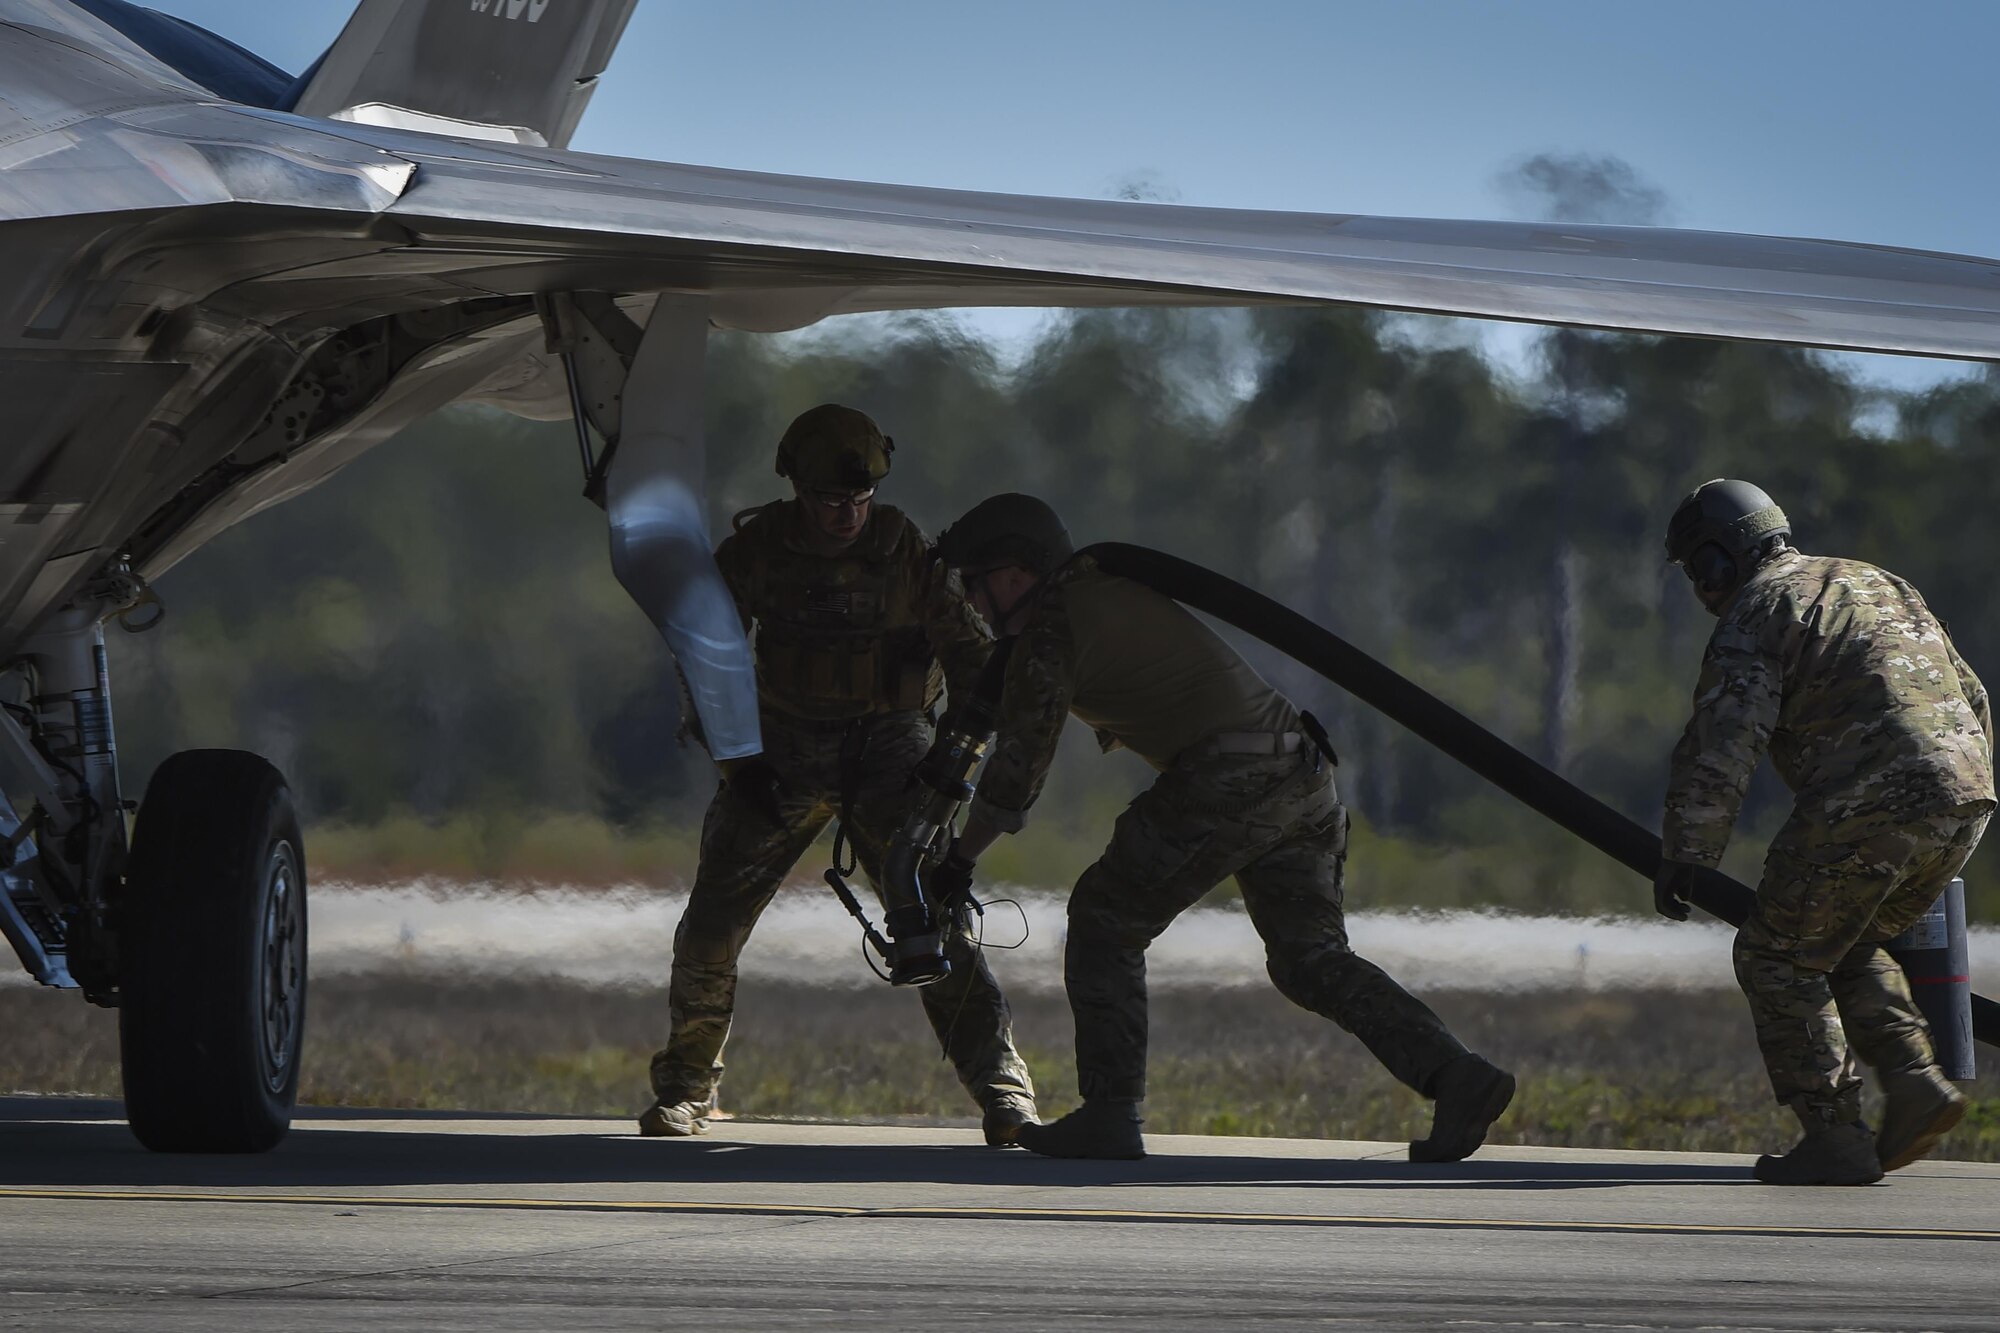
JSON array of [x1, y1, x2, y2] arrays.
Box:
[[1, 1188, 1995, 1243]]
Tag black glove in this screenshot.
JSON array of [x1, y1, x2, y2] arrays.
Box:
[[719, 756, 787, 825], [927, 845, 979, 912], [1653, 858, 1699, 922]]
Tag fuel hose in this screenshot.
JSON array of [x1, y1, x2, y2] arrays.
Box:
[[1080, 542, 2000, 1051]]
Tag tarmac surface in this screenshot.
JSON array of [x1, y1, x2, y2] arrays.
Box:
[[1, 1095, 1995, 1330]]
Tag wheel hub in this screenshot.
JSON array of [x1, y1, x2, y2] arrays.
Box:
[[260, 843, 304, 1094]]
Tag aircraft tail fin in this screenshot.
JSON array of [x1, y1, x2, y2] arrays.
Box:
[[290, 0, 640, 148]]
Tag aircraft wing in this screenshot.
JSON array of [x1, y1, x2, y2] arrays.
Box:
[[199, 106, 2000, 362], [23, 2, 1997, 361]]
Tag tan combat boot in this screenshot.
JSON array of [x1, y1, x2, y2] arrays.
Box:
[[1013, 1098, 1145, 1160], [1753, 1122, 1883, 1185], [982, 1093, 1040, 1147], [638, 1092, 716, 1137], [1876, 1068, 1969, 1172], [1410, 1054, 1516, 1163]]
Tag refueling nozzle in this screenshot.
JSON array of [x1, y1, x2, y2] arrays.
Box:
[[877, 720, 987, 986], [870, 641, 1014, 986], [881, 902, 952, 987]]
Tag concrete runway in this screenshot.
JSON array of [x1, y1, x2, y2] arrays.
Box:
[[2, 1096, 1994, 1331]]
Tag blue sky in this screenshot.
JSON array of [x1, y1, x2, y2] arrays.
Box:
[[145, 1, 2000, 389]]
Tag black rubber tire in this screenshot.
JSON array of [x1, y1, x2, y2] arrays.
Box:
[[118, 749, 306, 1153]]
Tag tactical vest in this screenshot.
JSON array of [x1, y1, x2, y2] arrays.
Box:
[[723, 501, 942, 719]]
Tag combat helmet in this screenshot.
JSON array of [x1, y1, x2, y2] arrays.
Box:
[[937, 493, 1075, 577], [775, 404, 893, 491], [1664, 478, 1791, 604]]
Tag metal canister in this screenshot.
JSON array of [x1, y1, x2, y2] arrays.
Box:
[[1885, 878, 1975, 1080]]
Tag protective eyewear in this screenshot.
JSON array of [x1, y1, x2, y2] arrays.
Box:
[[806, 486, 876, 510]]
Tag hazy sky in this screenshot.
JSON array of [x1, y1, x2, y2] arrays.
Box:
[[142, 1, 2000, 388]]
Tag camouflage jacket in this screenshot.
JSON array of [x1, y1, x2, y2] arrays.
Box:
[[1662, 549, 1995, 867], [710, 500, 991, 725], [973, 558, 1297, 830]]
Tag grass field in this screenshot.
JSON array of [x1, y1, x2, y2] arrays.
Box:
[[5, 974, 1996, 1160]]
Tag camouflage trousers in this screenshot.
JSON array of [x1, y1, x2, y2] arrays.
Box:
[[1735, 799, 1993, 1128], [651, 710, 1034, 1113], [1065, 748, 1468, 1102]]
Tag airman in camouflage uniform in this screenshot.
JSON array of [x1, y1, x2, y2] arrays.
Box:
[[932, 494, 1514, 1161], [1656, 479, 1994, 1185], [640, 407, 1036, 1144]]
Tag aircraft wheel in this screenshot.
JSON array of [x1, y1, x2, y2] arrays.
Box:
[[118, 750, 306, 1153]]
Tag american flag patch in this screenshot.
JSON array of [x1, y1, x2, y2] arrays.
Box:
[[806, 588, 854, 615]]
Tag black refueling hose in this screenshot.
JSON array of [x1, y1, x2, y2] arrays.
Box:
[[1080, 542, 2000, 1051]]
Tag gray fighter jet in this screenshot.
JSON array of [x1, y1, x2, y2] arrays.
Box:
[[4, 0, 1998, 1152]]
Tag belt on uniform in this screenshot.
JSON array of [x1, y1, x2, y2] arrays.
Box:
[[1188, 731, 1306, 757]]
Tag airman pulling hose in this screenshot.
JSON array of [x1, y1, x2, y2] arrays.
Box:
[[1080, 542, 2000, 1053]]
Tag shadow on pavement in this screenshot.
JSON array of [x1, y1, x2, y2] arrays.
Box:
[[0, 1097, 1748, 1192], [0, 1097, 561, 1123]]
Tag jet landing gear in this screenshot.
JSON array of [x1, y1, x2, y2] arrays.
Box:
[[0, 574, 306, 1153], [119, 751, 306, 1153]]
